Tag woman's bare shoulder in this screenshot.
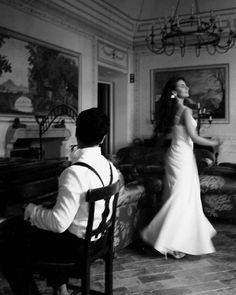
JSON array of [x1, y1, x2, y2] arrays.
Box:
[[183, 105, 192, 114], [181, 106, 193, 125], [177, 104, 192, 116]]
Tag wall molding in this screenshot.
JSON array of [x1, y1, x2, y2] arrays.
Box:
[[97, 40, 128, 70], [0, 0, 94, 40], [0, 0, 134, 48]]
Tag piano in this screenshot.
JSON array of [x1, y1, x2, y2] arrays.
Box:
[[0, 158, 70, 249]]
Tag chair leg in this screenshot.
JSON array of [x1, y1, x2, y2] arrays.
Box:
[[105, 253, 113, 295], [81, 266, 90, 295]]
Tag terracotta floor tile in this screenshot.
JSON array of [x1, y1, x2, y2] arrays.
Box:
[[1, 222, 236, 295]]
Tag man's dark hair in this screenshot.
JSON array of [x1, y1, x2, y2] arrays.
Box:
[[75, 108, 110, 146]]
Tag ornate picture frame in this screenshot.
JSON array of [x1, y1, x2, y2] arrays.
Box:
[[0, 28, 80, 116], [151, 64, 229, 123]]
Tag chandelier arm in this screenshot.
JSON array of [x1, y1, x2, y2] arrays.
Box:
[[215, 46, 230, 54], [194, 0, 200, 14], [144, 0, 236, 57], [226, 36, 236, 49], [146, 40, 162, 52], [195, 45, 201, 57], [145, 41, 165, 54], [164, 44, 175, 56], [178, 35, 185, 48], [152, 49, 166, 55], [152, 49, 165, 54], [215, 37, 236, 52], [173, 0, 181, 20], [206, 44, 217, 55]]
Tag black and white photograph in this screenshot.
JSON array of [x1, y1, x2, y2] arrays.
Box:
[[0, 1, 236, 295]]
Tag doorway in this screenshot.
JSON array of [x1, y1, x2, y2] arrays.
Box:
[[97, 82, 113, 155]]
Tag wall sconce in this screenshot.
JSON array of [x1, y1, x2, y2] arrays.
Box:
[[196, 103, 212, 135], [150, 112, 155, 124]]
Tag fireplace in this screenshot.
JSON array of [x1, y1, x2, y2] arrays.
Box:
[[5, 124, 71, 159]]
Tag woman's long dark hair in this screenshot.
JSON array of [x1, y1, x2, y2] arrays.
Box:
[[154, 77, 186, 137]]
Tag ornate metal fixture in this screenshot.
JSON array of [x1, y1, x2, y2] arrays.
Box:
[[196, 103, 212, 135], [145, 0, 236, 57], [35, 104, 78, 159]]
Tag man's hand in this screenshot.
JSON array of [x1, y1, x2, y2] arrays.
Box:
[[24, 203, 36, 221]]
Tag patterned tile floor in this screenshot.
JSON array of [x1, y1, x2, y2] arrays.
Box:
[[0, 221, 236, 294]]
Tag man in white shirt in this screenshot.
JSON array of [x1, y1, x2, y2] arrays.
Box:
[[2, 108, 119, 295]]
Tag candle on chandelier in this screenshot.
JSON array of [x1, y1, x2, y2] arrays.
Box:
[[164, 17, 168, 26], [210, 10, 214, 19], [197, 102, 201, 109], [170, 6, 175, 19], [197, 15, 201, 27], [176, 16, 180, 27], [230, 18, 234, 31], [218, 15, 222, 28], [151, 112, 154, 122]]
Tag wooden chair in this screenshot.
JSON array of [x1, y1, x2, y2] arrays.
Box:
[[32, 180, 120, 295]]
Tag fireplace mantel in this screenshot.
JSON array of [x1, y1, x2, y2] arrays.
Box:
[[5, 125, 71, 159]]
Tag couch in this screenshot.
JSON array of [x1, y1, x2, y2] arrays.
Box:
[[191, 146, 236, 223], [200, 163, 236, 223], [112, 139, 165, 252], [113, 138, 236, 252], [114, 181, 146, 252]]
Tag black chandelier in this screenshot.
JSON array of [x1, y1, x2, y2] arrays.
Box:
[[145, 0, 236, 57]]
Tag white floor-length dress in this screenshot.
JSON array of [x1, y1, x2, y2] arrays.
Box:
[[141, 108, 216, 255]]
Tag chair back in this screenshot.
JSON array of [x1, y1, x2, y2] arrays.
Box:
[[84, 180, 120, 255]]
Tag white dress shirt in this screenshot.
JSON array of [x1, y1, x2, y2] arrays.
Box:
[[25, 147, 119, 238]]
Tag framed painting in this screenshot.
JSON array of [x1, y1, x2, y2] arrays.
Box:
[[151, 64, 229, 123], [0, 29, 79, 116]]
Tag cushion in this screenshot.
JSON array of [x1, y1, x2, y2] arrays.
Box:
[[200, 175, 236, 194], [139, 165, 164, 175], [219, 162, 236, 170], [195, 148, 215, 171], [117, 181, 145, 207], [202, 165, 236, 178], [200, 175, 226, 193], [118, 164, 140, 183], [116, 146, 146, 165], [144, 150, 166, 166], [202, 193, 236, 220]]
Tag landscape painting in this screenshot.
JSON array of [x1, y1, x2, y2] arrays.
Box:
[[0, 32, 79, 115], [151, 64, 229, 123]]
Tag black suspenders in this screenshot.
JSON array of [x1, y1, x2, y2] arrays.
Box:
[[72, 161, 113, 186]]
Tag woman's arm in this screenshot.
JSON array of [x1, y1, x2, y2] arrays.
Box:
[[183, 107, 219, 147]]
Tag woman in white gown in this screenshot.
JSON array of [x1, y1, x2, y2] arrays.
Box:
[[141, 77, 220, 259]]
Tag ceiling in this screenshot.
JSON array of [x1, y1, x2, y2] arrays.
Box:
[[101, 0, 236, 21], [4, 0, 236, 49]]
